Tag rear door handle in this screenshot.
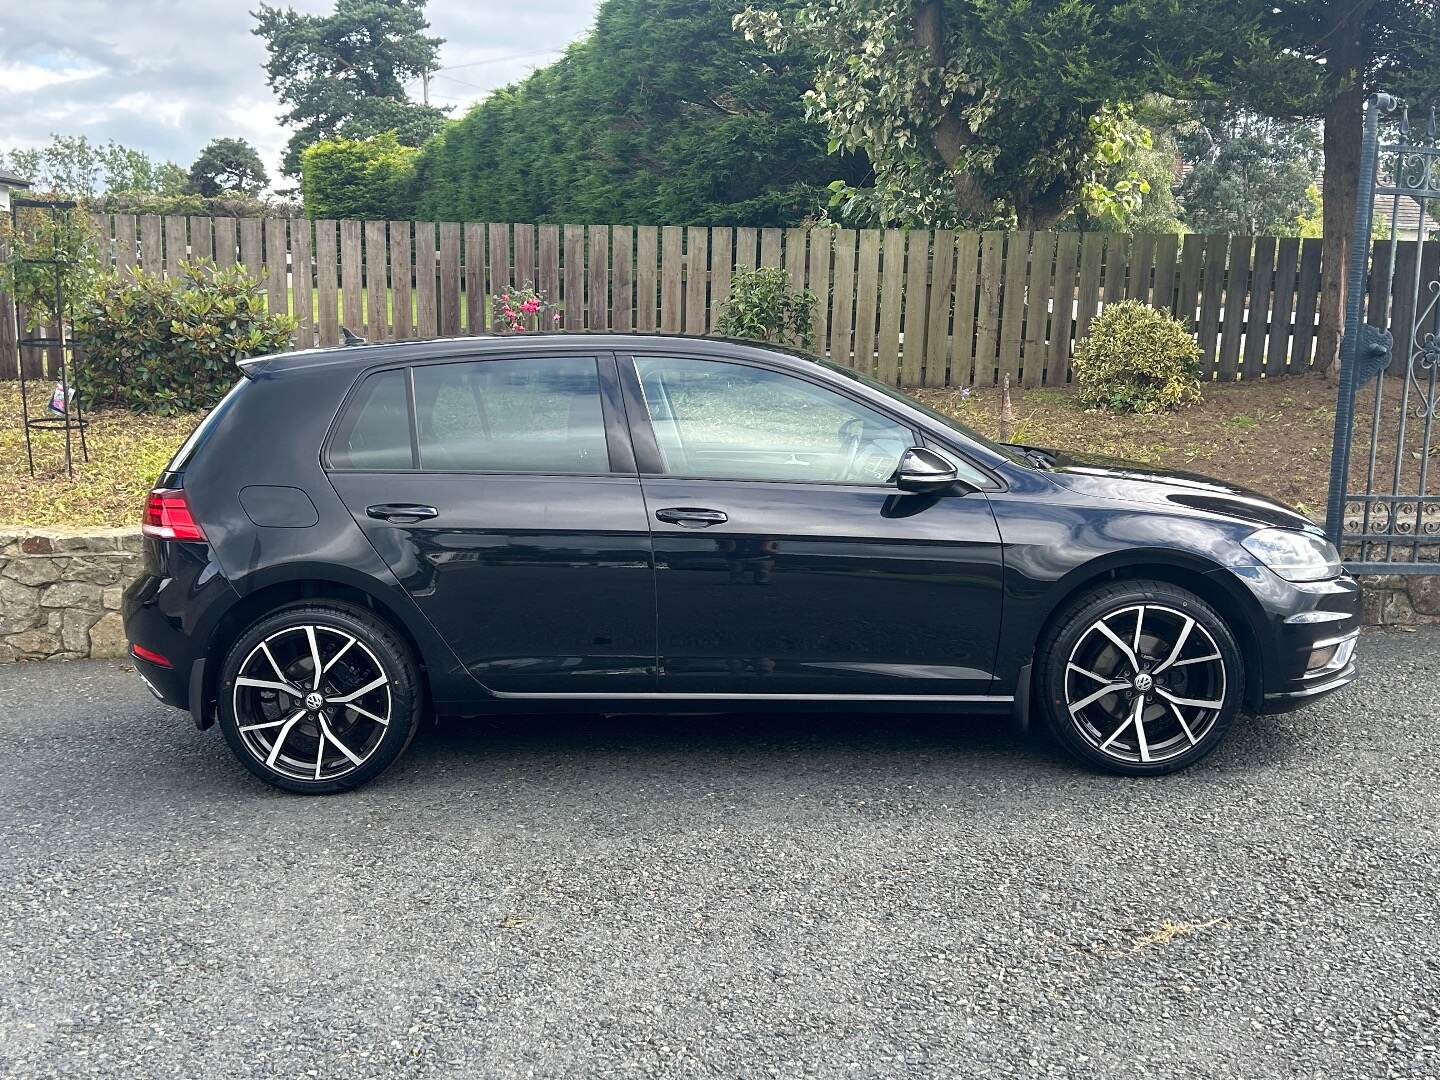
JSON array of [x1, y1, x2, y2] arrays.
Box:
[[655, 507, 728, 528], [366, 503, 439, 523]]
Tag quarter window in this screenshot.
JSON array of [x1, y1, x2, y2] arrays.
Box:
[[633, 356, 912, 484], [412, 356, 609, 474], [329, 369, 414, 470]]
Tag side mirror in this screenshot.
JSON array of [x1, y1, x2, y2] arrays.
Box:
[[895, 447, 960, 493]]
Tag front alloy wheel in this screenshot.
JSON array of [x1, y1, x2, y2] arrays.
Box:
[[1038, 582, 1243, 775], [218, 603, 421, 793]]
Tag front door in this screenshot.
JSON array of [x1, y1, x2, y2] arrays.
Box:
[[327, 353, 656, 694], [621, 353, 1004, 698]]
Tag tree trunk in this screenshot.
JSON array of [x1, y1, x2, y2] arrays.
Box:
[[1318, 85, 1366, 373], [1314, 0, 1377, 376], [915, 0, 992, 223]]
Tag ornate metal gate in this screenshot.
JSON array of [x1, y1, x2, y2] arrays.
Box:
[[1325, 94, 1440, 573]]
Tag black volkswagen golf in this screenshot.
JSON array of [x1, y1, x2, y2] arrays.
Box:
[[123, 334, 1360, 793]]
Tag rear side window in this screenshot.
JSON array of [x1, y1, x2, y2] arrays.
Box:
[[329, 370, 414, 470], [411, 356, 609, 474]]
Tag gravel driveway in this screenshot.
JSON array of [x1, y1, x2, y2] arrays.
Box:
[[1, 628, 1437, 1079]]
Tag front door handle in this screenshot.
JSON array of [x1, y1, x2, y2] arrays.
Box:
[[655, 507, 728, 528], [366, 503, 439, 523]]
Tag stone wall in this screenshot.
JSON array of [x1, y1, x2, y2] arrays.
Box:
[[1358, 574, 1440, 627], [0, 526, 1435, 664], [0, 529, 142, 662]]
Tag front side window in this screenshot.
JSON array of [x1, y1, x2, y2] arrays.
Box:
[[633, 356, 912, 484], [412, 356, 609, 474]]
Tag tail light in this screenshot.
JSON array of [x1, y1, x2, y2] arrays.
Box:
[[142, 488, 207, 542], [130, 643, 173, 668]]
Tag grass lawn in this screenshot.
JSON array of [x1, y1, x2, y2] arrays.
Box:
[[1, 374, 1351, 530], [287, 286, 494, 332], [0, 385, 189, 529]]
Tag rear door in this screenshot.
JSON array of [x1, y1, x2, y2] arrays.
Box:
[[326, 351, 656, 695], [621, 351, 1005, 698]]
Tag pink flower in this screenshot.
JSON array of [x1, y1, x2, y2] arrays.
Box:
[[552, 312, 561, 322]]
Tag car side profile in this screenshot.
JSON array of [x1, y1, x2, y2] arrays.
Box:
[[123, 334, 1360, 793]]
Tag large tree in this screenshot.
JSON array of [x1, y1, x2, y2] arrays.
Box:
[[735, 0, 1260, 228], [187, 137, 270, 196], [1174, 104, 1323, 236], [1199, 1, 1440, 367], [411, 0, 866, 226], [252, 0, 447, 177]]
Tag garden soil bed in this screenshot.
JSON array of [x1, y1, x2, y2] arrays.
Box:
[[916, 373, 1392, 521]]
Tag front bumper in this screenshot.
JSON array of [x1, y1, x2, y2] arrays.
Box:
[[1260, 624, 1359, 713], [1225, 566, 1363, 714]]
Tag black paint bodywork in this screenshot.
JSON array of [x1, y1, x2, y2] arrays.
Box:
[[123, 334, 1360, 728]]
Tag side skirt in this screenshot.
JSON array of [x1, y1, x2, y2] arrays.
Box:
[[489, 692, 1015, 703]]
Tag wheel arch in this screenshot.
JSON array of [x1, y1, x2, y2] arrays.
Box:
[[194, 572, 433, 729], [1028, 551, 1267, 712]]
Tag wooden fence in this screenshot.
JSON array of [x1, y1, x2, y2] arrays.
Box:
[[0, 214, 1343, 388]]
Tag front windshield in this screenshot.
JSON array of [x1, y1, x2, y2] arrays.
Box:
[[813, 356, 1032, 466]]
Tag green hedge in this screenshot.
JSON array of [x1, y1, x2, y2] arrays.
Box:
[[301, 133, 417, 221], [409, 0, 863, 226]]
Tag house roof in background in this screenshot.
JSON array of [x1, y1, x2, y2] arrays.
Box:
[[0, 170, 32, 188]]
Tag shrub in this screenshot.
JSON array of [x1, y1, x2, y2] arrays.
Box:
[[74, 262, 296, 414], [492, 283, 561, 334], [1072, 300, 1202, 413], [714, 266, 818, 349], [300, 133, 417, 221]]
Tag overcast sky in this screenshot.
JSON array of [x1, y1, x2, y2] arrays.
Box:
[[1, 0, 601, 185]]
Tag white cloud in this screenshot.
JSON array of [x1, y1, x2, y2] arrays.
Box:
[[2, 0, 599, 185], [0, 57, 103, 93]]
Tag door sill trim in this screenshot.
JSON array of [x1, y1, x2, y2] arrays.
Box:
[[491, 691, 1014, 702]]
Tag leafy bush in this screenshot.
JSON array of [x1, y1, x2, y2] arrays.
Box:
[[714, 267, 818, 349], [74, 262, 296, 414], [300, 133, 417, 220], [1072, 300, 1202, 413]]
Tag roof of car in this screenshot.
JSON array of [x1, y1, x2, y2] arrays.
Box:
[[238, 332, 820, 379]]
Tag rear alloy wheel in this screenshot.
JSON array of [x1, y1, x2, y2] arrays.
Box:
[[217, 603, 421, 794], [1037, 581, 1244, 775]]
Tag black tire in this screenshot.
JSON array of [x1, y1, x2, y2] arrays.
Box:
[[216, 601, 422, 794], [1035, 579, 1245, 776]]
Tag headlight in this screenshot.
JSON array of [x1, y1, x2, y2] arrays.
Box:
[[1240, 528, 1343, 582]]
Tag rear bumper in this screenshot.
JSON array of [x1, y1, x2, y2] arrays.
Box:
[[122, 538, 237, 726], [130, 650, 189, 707]]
